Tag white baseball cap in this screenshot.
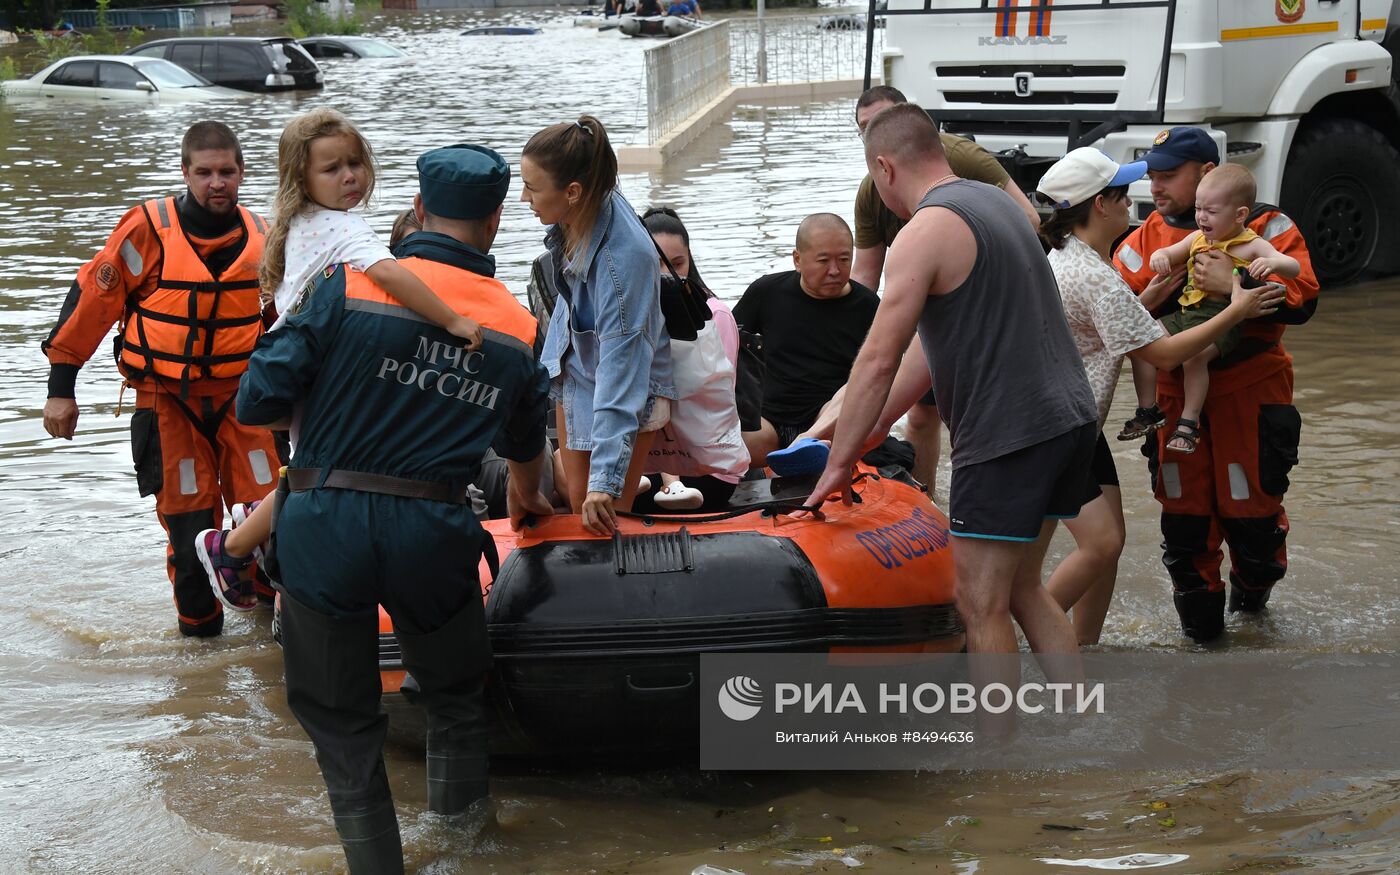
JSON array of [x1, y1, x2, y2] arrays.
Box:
[[1036, 147, 1147, 210]]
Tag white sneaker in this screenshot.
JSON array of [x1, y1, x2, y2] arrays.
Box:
[[636, 475, 653, 494], [655, 481, 704, 510]]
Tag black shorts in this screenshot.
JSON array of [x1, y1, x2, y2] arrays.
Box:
[[769, 420, 809, 449], [948, 422, 1100, 542], [1091, 432, 1119, 488], [918, 388, 937, 407]]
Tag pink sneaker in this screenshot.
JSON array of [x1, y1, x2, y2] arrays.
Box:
[[194, 529, 257, 612]]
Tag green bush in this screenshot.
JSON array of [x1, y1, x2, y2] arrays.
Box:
[[16, 15, 143, 70], [285, 0, 361, 37]]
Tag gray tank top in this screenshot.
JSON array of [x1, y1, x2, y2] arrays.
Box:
[[914, 179, 1096, 468]]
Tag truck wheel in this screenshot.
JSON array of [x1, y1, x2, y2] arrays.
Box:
[[1280, 118, 1400, 287]]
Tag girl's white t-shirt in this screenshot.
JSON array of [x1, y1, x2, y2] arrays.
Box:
[[272, 206, 392, 329]]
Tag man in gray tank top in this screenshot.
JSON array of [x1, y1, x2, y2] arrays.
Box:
[[805, 103, 1098, 660]]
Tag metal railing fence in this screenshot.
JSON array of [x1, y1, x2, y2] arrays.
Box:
[[729, 16, 884, 86], [640, 15, 883, 144], [644, 21, 732, 145]]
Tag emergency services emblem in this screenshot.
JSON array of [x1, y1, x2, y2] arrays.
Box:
[[1276, 0, 1304, 23], [95, 261, 119, 291], [1154, 130, 1171, 146]]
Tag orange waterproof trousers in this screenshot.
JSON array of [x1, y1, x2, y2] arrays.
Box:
[[1145, 366, 1300, 639], [132, 389, 283, 636]]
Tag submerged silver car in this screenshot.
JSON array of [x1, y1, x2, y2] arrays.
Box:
[[1, 55, 246, 103]]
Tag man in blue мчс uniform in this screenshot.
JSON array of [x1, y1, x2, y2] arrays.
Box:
[[237, 144, 553, 874]]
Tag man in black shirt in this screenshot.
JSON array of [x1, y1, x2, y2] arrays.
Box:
[[733, 214, 879, 468]]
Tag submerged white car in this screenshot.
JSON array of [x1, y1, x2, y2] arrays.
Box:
[[1, 55, 246, 103]]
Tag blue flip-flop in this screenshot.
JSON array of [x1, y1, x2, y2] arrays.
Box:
[[766, 437, 830, 476]]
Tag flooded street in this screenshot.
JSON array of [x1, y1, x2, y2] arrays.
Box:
[[2, 9, 1400, 873]]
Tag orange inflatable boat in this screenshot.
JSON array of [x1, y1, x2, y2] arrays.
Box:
[[377, 466, 962, 756]]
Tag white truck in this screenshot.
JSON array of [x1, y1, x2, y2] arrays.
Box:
[[866, 0, 1400, 286]]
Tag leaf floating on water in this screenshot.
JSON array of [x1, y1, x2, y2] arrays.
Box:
[[1159, 816, 1177, 828], [1148, 801, 1170, 811], [816, 835, 833, 843], [844, 825, 860, 834]]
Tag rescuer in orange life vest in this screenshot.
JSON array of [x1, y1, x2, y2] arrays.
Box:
[[41, 121, 283, 638], [1114, 127, 1319, 642]]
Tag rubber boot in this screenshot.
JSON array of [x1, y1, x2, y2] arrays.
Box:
[[279, 590, 402, 873], [394, 601, 493, 817], [164, 508, 224, 638], [1173, 588, 1227, 643], [335, 794, 404, 875], [1227, 573, 1273, 613]]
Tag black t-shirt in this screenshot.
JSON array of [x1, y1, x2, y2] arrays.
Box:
[[732, 270, 880, 429]]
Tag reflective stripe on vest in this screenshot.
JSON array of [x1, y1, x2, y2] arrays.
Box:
[[343, 256, 539, 352], [120, 197, 267, 387]]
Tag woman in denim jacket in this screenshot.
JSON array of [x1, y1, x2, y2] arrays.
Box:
[[522, 115, 676, 535]]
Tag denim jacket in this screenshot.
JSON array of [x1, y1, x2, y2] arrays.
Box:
[[540, 189, 676, 497]]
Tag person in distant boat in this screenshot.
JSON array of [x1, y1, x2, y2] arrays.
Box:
[[636, 0, 664, 16], [40, 120, 282, 639], [665, 0, 700, 17], [237, 144, 552, 874]]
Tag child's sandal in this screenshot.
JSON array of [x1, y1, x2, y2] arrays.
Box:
[[1117, 404, 1166, 441], [1166, 418, 1201, 454]]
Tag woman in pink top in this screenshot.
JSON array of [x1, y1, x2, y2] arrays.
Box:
[[637, 207, 744, 511]]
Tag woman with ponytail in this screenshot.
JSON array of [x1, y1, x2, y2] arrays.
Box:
[[1035, 147, 1281, 644], [521, 115, 675, 535]]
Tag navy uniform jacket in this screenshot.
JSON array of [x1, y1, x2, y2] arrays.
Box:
[[237, 232, 548, 484]]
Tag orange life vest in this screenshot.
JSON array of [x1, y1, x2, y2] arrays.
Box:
[[119, 196, 267, 389]]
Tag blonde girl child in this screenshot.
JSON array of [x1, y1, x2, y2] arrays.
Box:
[[194, 108, 482, 610]]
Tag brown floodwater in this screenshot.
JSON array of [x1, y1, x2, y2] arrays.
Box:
[[2, 9, 1399, 874]]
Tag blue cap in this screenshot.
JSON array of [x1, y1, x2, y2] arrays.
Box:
[[1144, 127, 1220, 171], [416, 144, 510, 220]]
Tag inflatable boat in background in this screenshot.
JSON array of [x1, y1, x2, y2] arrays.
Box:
[[618, 13, 706, 38]]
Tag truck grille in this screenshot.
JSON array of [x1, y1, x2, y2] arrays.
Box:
[[935, 64, 1125, 78], [944, 90, 1116, 105], [942, 119, 1073, 138]]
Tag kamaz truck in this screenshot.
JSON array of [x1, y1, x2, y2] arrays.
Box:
[[864, 0, 1400, 286]]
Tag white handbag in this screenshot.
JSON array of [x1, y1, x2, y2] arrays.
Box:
[[646, 319, 751, 478]]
